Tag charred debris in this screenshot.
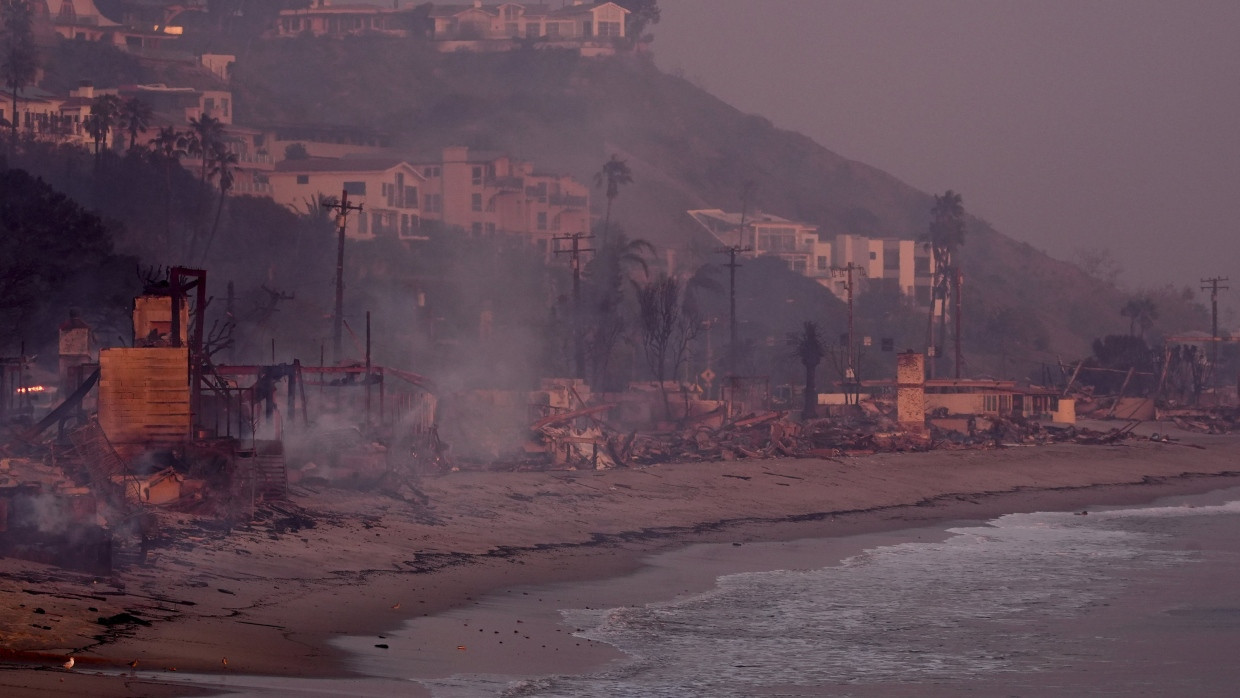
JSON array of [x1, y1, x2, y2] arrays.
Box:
[[0, 272, 1234, 575]]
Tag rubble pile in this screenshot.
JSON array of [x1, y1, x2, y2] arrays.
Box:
[[529, 410, 913, 470], [520, 404, 1167, 472], [1167, 410, 1240, 435]]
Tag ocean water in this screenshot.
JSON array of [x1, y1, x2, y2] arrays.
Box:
[[408, 489, 1240, 697], [129, 487, 1240, 697]]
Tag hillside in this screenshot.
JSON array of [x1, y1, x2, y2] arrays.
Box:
[[222, 39, 1210, 373], [20, 35, 1214, 383]]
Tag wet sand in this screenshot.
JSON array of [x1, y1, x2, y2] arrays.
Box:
[[2, 423, 1238, 696]]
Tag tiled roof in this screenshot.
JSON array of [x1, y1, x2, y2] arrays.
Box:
[[273, 157, 417, 174], [428, 2, 622, 19]]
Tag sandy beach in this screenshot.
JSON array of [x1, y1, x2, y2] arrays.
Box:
[[2, 422, 1238, 696]]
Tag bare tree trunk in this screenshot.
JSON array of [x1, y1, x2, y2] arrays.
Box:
[[802, 363, 817, 420]]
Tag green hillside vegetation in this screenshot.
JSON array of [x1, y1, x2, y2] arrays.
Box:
[[3, 35, 1215, 390]]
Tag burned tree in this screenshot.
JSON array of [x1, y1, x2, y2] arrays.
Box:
[[582, 232, 653, 390], [634, 272, 710, 421], [787, 321, 824, 420], [1120, 296, 1158, 339]]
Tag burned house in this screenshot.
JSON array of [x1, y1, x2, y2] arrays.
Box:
[[1, 266, 438, 573]]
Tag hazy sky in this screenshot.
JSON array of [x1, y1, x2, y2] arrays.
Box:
[[653, 0, 1240, 314]]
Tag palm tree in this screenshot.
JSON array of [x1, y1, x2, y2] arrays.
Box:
[[151, 125, 187, 162], [84, 94, 121, 157], [197, 141, 239, 262], [1120, 297, 1158, 339], [921, 190, 966, 376], [185, 113, 224, 182], [593, 154, 632, 243], [151, 126, 188, 257], [118, 97, 153, 150], [788, 321, 824, 420], [926, 190, 966, 260], [1, 0, 38, 153]]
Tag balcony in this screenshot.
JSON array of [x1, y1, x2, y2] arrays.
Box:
[[486, 175, 524, 191], [549, 193, 587, 208], [235, 152, 274, 168]]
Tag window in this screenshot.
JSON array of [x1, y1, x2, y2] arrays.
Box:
[[758, 227, 797, 253], [486, 198, 495, 212], [582, 21, 592, 37], [506, 22, 518, 36], [401, 214, 408, 234], [869, 251, 877, 260], [471, 166, 483, 186], [471, 193, 482, 212], [296, 175, 309, 185], [424, 194, 442, 213], [792, 259, 807, 273], [525, 23, 539, 38], [343, 181, 366, 196], [537, 212, 547, 230], [423, 166, 440, 178], [405, 186, 418, 208], [471, 222, 482, 236], [358, 210, 368, 235], [597, 21, 621, 37], [546, 22, 559, 38], [485, 223, 496, 235], [817, 256, 827, 271]]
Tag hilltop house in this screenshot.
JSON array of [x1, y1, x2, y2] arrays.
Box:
[[267, 158, 427, 239], [272, 1, 413, 39], [266, 146, 589, 247], [0, 86, 84, 144], [429, 1, 628, 41], [271, 1, 629, 54], [687, 209, 936, 305], [27, 0, 185, 50]]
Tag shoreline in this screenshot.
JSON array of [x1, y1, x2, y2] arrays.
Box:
[[2, 428, 1239, 695]]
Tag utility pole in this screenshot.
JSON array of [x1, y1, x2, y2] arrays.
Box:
[[323, 190, 363, 363], [718, 183, 755, 376], [553, 232, 594, 379], [954, 267, 964, 379], [832, 262, 865, 403], [1201, 276, 1229, 384]]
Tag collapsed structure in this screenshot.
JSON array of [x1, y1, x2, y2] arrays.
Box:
[[4, 268, 1235, 576], [0, 267, 436, 573]]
